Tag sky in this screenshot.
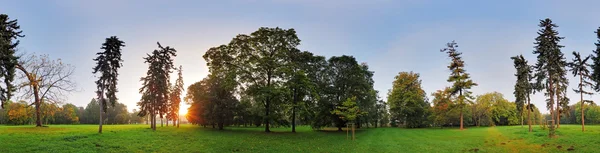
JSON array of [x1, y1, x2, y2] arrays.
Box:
[[2, 0, 600, 114]]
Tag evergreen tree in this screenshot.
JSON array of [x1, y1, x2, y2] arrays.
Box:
[[169, 65, 184, 128], [138, 42, 176, 130], [591, 27, 600, 91], [93, 36, 124, 133], [511, 55, 534, 132], [0, 14, 23, 108], [568, 51, 594, 131], [440, 41, 478, 130], [532, 18, 565, 127]]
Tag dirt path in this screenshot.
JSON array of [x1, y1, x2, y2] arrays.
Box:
[[483, 127, 543, 153]]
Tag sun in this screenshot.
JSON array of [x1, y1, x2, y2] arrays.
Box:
[[179, 104, 189, 116]]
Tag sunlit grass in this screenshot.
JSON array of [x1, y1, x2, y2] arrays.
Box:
[[0, 124, 598, 152]]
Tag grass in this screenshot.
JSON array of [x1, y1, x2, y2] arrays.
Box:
[[0, 124, 598, 152]]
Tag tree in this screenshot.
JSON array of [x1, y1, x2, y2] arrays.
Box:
[[387, 71, 429, 128], [6, 101, 33, 125], [432, 87, 453, 127], [16, 54, 76, 127], [440, 41, 478, 130], [228, 27, 300, 132], [511, 55, 534, 132], [169, 65, 184, 128], [331, 97, 366, 140], [567, 51, 594, 131], [0, 14, 23, 109], [325, 56, 374, 130], [40, 102, 58, 124], [184, 75, 238, 130], [138, 42, 177, 130], [532, 18, 565, 128], [93, 36, 125, 133], [56, 103, 79, 124], [282, 50, 319, 132], [83, 99, 100, 124], [592, 27, 600, 90]]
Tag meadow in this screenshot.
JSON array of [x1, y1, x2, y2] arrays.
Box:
[[1, 124, 599, 153]]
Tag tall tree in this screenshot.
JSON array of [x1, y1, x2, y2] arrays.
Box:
[[532, 18, 564, 128], [169, 65, 184, 128], [593, 27, 600, 88], [282, 50, 317, 132], [511, 55, 534, 132], [555, 51, 569, 128], [568, 51, 594, 131], [93, 36, 124, 133], [440, 41, 478, 130], [0, 14, 23, 109], [138, 42, 177, 130]]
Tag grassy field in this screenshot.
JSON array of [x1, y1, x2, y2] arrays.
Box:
[[0, 124, 598, 153]]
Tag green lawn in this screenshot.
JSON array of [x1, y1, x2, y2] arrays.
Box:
[[0, 124, 598, 153]]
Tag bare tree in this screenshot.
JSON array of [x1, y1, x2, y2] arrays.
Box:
[[16, 54, 76, 127]]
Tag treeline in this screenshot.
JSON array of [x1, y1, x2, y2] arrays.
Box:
[[185, 27, 387, 132], [0, 99, 144, 125], [385, 71, 543, 128]]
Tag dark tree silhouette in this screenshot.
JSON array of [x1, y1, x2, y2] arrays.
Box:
[[138, 42, 176, 130], [93, 36, 124, 133], [169, 65, 184, 128], [511, 55, 534, 132], [0, 14, 23, 108]]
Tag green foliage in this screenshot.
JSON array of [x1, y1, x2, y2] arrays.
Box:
[[591, 27, 600, 91], [331, 97, 366, 122], [185, 75, 239, 130], [511, 55, 533, 119], [0, 14, 23, 108], [387, 71, 430, 128], [440, 41, 477, 129], [532, 18, 566, 115]]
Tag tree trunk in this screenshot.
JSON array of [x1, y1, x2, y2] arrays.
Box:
[[528, 94, 532, 132], [218, 122, 224, 130], [177, 112, 180, 128], [265, 99, 271, 132], [521, 113, 523, 128], [166, 118, 169, 127], [99, 99, 103, 133], [549, 76, 555, 128], [459, 90, 464, 130], [34, 85, 42, 127], [346, 124, 349, 139], [556, 88, 560, 129], [161, 116, 163, 127], [352, 124, 355, 140], [580, 74, 585, 132], [292, 88, 297, 133]]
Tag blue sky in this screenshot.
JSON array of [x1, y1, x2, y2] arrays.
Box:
[[2, 0, 600, 113]]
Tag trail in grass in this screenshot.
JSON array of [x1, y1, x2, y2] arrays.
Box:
[[484, 127, 543, 153]]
